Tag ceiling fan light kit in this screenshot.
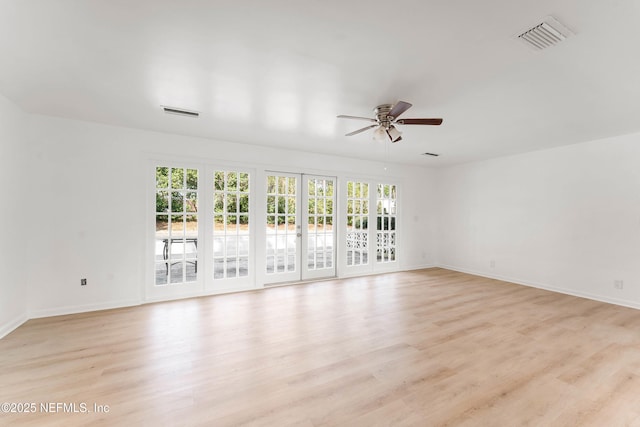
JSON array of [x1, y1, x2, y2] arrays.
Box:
[[338, 101, 442, 143], [373, 125, 388, 142]]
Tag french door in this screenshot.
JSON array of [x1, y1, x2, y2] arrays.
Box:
[[150, 164, 256, 301], [150, 164, 400, 301], [265, 173, 336, 284]]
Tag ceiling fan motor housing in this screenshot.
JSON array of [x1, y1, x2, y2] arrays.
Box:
[[374, 104, 393, 128]]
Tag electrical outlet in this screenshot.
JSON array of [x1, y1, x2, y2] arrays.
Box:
[[81, 278, 87, 286], [614, 280, 623, 290], [490, 260, 496, 269]]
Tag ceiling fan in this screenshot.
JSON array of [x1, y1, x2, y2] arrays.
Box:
[[337, 101, 442, 143]]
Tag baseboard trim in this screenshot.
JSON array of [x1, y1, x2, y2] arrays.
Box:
[[0, 312, 29, 339], [144, 286, 258, 304], [403, 263, 437, 272], [439, 264, 640, 311], [29, 299, 142, 319]]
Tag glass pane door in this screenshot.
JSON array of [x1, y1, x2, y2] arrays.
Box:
[[264, 173, 337, 284], [302, 175, 336, 280], [213, 170, 251, 283], [154, 166, 199, 286], [376, 183, 397, 264], [265, 173, 300, 283], [346, 180, 369, 267]]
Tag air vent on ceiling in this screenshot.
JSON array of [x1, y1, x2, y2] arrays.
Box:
[[517, 16, 573, 51], [422, 152, 440, 157], [162, 106, 200, 117]]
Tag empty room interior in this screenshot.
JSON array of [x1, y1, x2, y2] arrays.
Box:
[[2, 1, 640, 425]]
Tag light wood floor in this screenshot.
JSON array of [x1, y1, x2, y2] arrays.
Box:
[[2, 268, 640, 426]]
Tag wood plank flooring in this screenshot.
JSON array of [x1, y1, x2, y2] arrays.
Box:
[[2, 268, 640, 426]]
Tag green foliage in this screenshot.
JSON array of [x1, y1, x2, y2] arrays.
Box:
[[377, 216, 396, 231], [156, 191, 168, 213], [347, 181, 368, 199], [266, 175, 296, 225], [156, 167, 198, 190], [157, 168, 250, 226], [214, 170, 250, 225], [156, 167, 198, 212], [347, 181, 369, 228], [354, 216, 368, 229]]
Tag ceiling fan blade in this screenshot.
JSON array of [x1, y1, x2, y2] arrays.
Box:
[[395, 118, 443, 125], [337, 115, 377, 122], [345, 124, 377, 136], [388, 101, 412, 119], [386, 125, 402, 142]]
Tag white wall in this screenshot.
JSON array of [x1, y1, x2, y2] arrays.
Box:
[[26, 115, 438, 317], [402, 172, 439, 270], [437, 133, 640, 308], [0, 94, 29, 338]]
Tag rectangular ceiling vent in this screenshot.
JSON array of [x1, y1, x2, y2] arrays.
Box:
[[162, 105, 200, 118], [517, 16, 573, 51], [422, 152, 440, 157]]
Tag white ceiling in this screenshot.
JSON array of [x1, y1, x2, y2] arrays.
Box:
[[1, 0, 639, 166]]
